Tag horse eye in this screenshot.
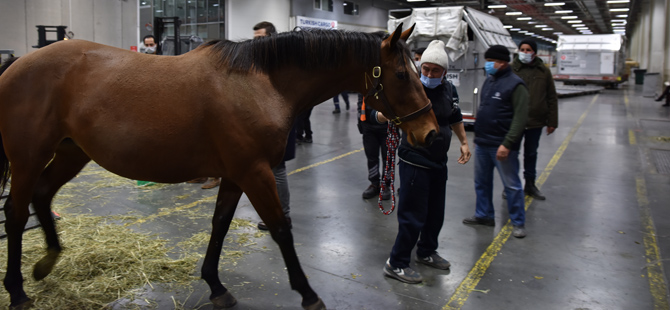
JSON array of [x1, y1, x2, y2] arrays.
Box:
[[396, 71, 408, 80]]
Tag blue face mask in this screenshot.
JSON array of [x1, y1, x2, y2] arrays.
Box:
[[420, 73, 443, 89], [484, 61, 498, 75]]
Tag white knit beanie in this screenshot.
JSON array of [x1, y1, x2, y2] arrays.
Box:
[[420, 40, 449, 70]]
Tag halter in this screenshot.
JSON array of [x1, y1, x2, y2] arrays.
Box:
[[364, 66, 433, 125]]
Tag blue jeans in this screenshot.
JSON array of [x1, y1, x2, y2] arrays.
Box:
[[473, 144, 525, 227], [522, 127, 543, 180], [389, 161, 448, 268], [272, 161, 290, 217]]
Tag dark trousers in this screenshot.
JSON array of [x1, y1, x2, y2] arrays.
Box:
[[362, 123, 388, 185], [389, 161, 448, 268], [296, 107, 313, 138], [521, 127, 543, 180]]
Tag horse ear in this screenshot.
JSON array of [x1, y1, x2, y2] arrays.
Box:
[[400, 23, 415, 41], [387, 22, 404, 49]]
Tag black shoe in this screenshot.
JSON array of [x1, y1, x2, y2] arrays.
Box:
[[524, 180, 546, 200], [332, 108, 341, 114], [345, 102, 350, 110], [258, 217, 292, 231], [303, 136, 313, 143], [362, 184, 380, 199], [381, 187, 391, 200], [462, 216, 495, 227], [663, 103, 670, 107]]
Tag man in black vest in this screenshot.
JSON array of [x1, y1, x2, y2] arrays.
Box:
[[463, 45, 529, 238]]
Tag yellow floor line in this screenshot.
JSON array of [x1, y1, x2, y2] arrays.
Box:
[[127, 148, 364, 226], [444, 95, 599, 310], [626, 90, 669, 309]]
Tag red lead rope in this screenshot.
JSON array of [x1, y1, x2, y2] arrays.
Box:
[[378, 122, 400, 215]]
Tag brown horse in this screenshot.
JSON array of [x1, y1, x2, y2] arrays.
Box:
[[0, 24, 436, 309]]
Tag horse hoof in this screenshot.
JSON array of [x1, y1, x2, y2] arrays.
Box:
[[303, 297, 326, 310], [211, 290, 237, 309], [9, 298, 33, 310], [32, 250, 60, 281]]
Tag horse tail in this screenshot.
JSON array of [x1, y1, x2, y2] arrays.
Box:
[[0, 56, 19, 193]]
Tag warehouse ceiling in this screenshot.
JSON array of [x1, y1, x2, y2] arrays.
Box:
[[373, 0, 645, 45]]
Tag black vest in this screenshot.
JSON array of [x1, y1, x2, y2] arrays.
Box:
[[474, 67, 525, 148]]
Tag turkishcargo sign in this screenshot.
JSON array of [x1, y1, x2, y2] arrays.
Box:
[[296, 16, 337, 30]]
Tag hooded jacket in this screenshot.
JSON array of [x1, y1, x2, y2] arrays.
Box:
[[512, 55, 559, 129]]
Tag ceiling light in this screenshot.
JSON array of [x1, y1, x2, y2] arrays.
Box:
[[612, 23, 626, 26], [615, 14, 628, 18], [488, 4, 507, 8], [611, 19, 627, 23], [555, 10, 573, 14], [528, 21, 538, 24], [503, 25, 513, 28], [535, 25, 548, 28], [567, 20, 583, 23], [576, 27, 589, 30], [613, 30, 626, 32], [607, 0, 629, 3], [542, 28, 554, 31], [406, 0, 427, 2], [561, 16, 578, 19], [553, 32, 563, 35], [517, 17, 532, 20], [613, 26, 626, 29], [510, 28, 521, 31], [506, 12, 523, 15], [571, 24, 586, 27], [544, 2, 565, 6], [609, 8, 630, 11]]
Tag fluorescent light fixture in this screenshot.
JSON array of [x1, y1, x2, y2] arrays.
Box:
[[613, 30, 626, 33], [555, 10, 573, 14], [528, 21, 538, 24], [517, 17, 532, 20], [612, 23, 626, 26], [503, 25, 513, 28], [615, 14, 628, 17], [612, 26, 626, 29], [510, 28, 521, 31], [535, 25, 548, 28], [544, 2, 565, 6], [609, 8, 630, 11], [571, 24, 586, 27], [506, 12, 523, 15], [607, 0, 629, 3], [542, 28, 554, 31], [561, 16, 578, 19], [488, 4, 507, 8], [567, 20, 583, 23], [576, 27, 589, 30], [611, 19, 627, 23], [406, 0, 426, 2], [553, 32, 563, 35]]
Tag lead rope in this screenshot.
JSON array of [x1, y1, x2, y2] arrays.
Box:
[[378, 122, 400, 215]]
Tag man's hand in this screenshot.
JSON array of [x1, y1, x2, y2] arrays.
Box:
[[547, 126, 556, 135], [496, 145, 510, 161], [458, 144, 471, 164], [376, 111, 388, 123]]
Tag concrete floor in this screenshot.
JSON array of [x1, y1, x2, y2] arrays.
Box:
[[7, 82, 670, 309]]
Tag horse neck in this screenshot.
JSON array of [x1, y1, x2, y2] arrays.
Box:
[[269, 63, 369, 113]]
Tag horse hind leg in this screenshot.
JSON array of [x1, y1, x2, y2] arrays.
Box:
[[31, 141, 91, 281], [201, 178, 243, 309], [242, 168, 325, 310]]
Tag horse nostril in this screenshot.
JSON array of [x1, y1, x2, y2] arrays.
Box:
[[424, 130, 437, 146]]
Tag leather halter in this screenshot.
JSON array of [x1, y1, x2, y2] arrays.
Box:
[[364, 66, 433, 125]]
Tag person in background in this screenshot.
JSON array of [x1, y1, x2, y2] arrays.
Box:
[[250, 21, 296, 231], [413, 47, 426, 69], [143, 35, 157, 55], [378, 40, 471, 284], [511, 39, 558, 200], [358, 94, 391, 200], [655, 81, 670, 107], [296, 107, 314, 144], [463, 45, 529, 239], [332, 92, 350, 114]]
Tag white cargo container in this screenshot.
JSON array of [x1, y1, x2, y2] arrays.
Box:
[[389, 7, 516, 125], [553, 34, 627, 88]]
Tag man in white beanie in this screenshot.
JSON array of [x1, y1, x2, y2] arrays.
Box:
[[377, 40, 471, 284]]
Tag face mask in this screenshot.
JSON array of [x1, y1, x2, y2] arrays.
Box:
[[484, 61, 498, 75], [414, 60, 421, 69], [144, 46, 156, 54], [420, 73, 443, 89], [519, 52, 533, 64]]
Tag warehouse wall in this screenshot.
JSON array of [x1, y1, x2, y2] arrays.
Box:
[[226, 0, 291, 41], [628, 0, 670, 87], [0, 0, 138, 57]]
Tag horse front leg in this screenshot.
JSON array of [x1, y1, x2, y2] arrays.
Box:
[[244, 168, 325, 310], [202, 178, 243, 309]]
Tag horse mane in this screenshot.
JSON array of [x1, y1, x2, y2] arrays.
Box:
[[201, 29, 394, 73]]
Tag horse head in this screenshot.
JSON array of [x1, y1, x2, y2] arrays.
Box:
[[365, 23, 439, 147]]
